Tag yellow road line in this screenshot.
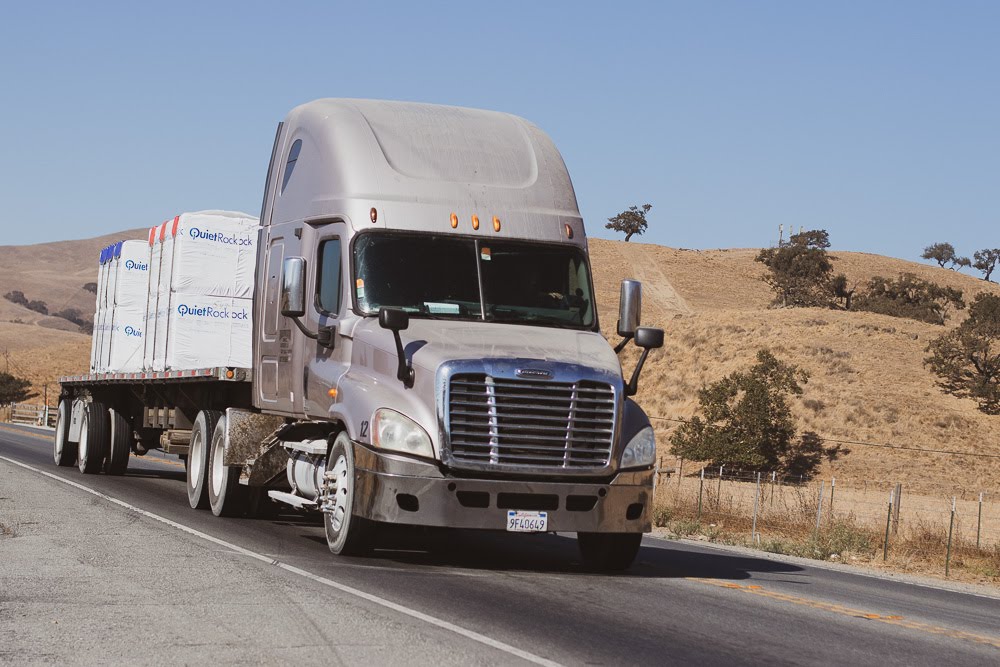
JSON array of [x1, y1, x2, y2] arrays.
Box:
[[0, 422, 186, 469], [687, 577, 1000, 650]]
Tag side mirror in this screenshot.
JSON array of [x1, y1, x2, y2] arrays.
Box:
[[379, 307, 414, 388], [280, 257, 307, 318], [617, 279, 642, 337], [379, 307, 410, 332], [634, 327, 664, 350]]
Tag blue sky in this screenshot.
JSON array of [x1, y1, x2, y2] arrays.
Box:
[[1, 1, 997, 265]]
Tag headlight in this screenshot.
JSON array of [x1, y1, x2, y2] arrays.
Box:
[[372, 408, 434, 459], [620, 426, 656, 469]]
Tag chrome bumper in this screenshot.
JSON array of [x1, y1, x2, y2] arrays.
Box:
[[352, 442, 653, 533]]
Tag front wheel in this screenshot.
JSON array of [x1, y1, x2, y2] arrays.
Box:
[[321, 432, 374, 556], [53, 399, 76, 467], [577, 532, 643, 572]]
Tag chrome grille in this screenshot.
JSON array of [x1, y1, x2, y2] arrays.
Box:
[[446, 374, 615, 469]]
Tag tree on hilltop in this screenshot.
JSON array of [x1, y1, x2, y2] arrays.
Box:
[[606, 204, 651, 242], [921, 242, 969, 270], [973, 249, 1000, 282], [755, 229, 837, 307]]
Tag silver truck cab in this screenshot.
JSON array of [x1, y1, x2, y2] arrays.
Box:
[[253, 99, 662, 569]]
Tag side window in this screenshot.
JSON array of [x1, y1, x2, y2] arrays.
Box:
[[316, 238, 342, 314], [280, 139, 302, 194]]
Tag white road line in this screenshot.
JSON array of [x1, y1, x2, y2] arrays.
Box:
[[0, 455, 561, 667]]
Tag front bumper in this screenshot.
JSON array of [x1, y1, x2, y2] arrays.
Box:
[[352, 442, 653, 533]]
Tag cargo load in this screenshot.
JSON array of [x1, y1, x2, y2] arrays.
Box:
[[148, 210, 258, 371], [105, 240, 150, 372]]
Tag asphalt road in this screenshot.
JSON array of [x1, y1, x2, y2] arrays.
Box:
[[2, 423, 998, 666]]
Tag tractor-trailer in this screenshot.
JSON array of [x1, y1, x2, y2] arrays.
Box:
[[53, 98, 664, 570]]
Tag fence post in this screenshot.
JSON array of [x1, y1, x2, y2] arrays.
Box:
[[716, 466, 724, 508], [770, 471, 776, 507], [677, 457, 684, 489], [893, 483, 902, 535], [946, 496, 956, 577], [883, 489, 894, 561], [829, 477, 836, 522], [814, 481, 825, 539], [752, 472, 761, 543], [977, 492, 983, 549], [697, 467, 704, 521]]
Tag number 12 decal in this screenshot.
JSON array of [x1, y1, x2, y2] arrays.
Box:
[[360, 420, 369, 439]]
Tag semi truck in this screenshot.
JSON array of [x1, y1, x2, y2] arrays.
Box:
[[53, 98, 664, 570]]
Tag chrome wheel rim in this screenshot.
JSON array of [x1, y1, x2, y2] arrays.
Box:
[[210, 432, 225, 496], [53, 408, 65, 462], [190, 429, 204, 489], [324, 454, 350, 534], [78, 416, 89, 468]]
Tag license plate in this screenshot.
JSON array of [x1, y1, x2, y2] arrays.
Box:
[[506, 510, 548, 532]]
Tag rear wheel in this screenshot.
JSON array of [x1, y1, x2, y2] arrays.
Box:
[[103, 408, 132, 476], [321, 432, 374, 556], [208, 412, 247, 517], [53, 399, 76, 467], [187, 410, 220, 510], [577, 532, 643, 572], [77, 402, 109, 474]]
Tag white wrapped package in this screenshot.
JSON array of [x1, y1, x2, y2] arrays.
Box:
[[164, 210, 259, 298], [106, 304, 147, 372], [89, 246, 110, 373], [160, 296, 252, 370], [112, 240, 150, 307], [143, 222, 168, 370], [99, 242, 121, 372]]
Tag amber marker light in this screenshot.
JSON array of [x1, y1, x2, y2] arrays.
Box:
[[564, 223, 574, 239], [328, 388, 338, 399], [370, 207, 378, 223], [450, 212, 458, 228], [472, 214, 480, 230], [225, 369, 235, 379], [492, 216, 501, 232]]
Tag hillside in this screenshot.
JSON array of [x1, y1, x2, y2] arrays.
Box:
[[1, 231, 998, 495], [589, 239, 1000, 496]]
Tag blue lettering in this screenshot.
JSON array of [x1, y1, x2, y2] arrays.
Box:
[[124, 325, 142, 337], [188, 227, 254, 247], [124, 259, 148, 271]]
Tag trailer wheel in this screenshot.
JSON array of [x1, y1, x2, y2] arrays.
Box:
[[103, 408, 132, 476], [208, 412, 247, 517], [577, 532, 643, 572], [53, 399, 77, 467], [321, 432, 373, 556], [77, 402, 110, 475], [187, 410, 220, 510]]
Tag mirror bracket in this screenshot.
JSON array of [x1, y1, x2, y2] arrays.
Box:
[[379, 307, 414, 388]]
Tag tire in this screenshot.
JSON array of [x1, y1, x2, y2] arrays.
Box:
[[577, 532, 643, 572], [53, 399, 77, 467], [187, 410, 221, 510], [208, 412, 247, 517], [103, 408, 132, 476], [321, 432, 374, 556], [77, 402, 110, 475]]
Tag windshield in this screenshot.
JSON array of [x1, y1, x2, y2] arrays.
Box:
[[353, 233, 595, 329]]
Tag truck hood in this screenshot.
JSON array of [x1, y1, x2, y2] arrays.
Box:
[[351, 318, 623, 379]]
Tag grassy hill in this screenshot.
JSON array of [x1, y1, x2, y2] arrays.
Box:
[[1, 231, 997, 495]]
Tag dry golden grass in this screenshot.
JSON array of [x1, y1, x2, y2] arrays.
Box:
[[589, 238, 1000, 498], [1, 232, 999, 498]]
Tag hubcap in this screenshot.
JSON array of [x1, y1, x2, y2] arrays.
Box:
[[211, 433, 224, 495], [54, 409, 65, 461], [323, 455, 350, 534]]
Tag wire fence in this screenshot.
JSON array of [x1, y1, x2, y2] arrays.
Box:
[[655, 461, 999, 574]]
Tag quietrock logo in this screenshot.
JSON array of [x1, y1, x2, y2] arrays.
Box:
[[189, 227, 254, 247], [124, 259, 148, 271], [124, 325, 142, 337], [177, 304, 249, 320]]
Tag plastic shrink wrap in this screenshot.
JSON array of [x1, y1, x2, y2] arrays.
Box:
[[106, 240, 149, 372]]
